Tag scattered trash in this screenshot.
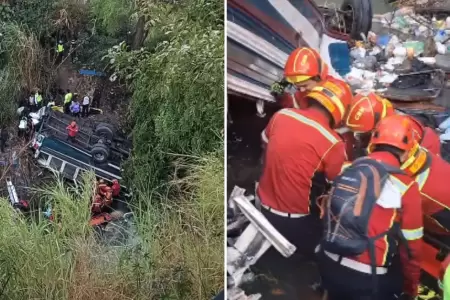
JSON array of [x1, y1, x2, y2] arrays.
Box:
[[345, 7, 450, 96]]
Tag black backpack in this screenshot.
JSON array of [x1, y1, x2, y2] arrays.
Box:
[[320, 158, 407, 268]]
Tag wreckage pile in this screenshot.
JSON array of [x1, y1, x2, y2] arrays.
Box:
[[345, 6, 450, 95]]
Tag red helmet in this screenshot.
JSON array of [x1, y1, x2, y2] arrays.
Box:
[[405, 116, 425, 143], [368, 115, 417, 153], [346, 93, 395, 133], [306, 79, 353, 126], [284, 48, 329, 84], [71, 121, 76, 127], [112, 179, 118, 184]]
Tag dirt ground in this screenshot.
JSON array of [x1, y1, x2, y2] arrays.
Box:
[[55, 60, 130, 130], [0, 59, 130, 207]]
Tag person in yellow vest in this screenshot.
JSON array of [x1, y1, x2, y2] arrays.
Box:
[[64, 89, 73, 114], [56, 40, 64, 64], [34, 90, 43, 109]]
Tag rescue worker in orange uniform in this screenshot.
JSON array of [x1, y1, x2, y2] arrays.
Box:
[[258, 78, 352, 260], [400, 140, 450, 245], [318, 115, 423, 300], [345, 92, 441, 157]]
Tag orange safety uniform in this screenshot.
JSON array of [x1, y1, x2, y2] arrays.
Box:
[[259, 108, 347, 214]]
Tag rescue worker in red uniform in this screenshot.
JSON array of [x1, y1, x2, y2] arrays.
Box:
[[104, 188, 113, 207], [111, 179, 120, 197], [275, 47, 356, 159], [66, 121, 78, 143], [400, 141, 450, 245], [91, 194, 104, 214], [275, 47, 330, 109], [318, 115, 423, 300], [97, 179, 109, 196], [258, 78, 352, 260], [345, 92, 441, 157]]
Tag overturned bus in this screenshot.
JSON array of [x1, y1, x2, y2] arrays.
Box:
[[29, 106, 131, 185]]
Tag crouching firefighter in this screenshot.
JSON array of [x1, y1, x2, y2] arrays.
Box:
[[257, 78, 352, 262], [317, 115, 423, 300]]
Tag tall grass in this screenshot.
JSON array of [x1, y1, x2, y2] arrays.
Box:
[[107, 0, 224, 191], [0, 152, 223, 299], [0, 22, 50, 124]]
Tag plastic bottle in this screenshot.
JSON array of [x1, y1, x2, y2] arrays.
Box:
[[435, 30, 448, 43], [436, 42, 447, 55]]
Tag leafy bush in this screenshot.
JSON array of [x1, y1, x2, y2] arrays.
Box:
[[90, 0, 135, 37], [0, 3, 14, 22], [12, 0, 56, 38], [107, 0, 224, 192]]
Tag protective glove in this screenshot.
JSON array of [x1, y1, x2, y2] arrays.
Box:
[[270, 78, 290, 97]]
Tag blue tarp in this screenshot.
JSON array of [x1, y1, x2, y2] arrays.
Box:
[[329, 43, 351, 77], [79, 69, 105, 77]]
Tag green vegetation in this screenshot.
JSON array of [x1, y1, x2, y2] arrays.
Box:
[[0, 0, 224, 298], [104, 0, 224, 191], [0, 154, 223, 299]]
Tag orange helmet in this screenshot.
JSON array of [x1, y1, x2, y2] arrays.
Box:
[[346, 93, 395, 133], [306, 79, 353, 126], [284, 47, 329, 84], [368, 115, 417, 153], [71, 121, 76, 127]]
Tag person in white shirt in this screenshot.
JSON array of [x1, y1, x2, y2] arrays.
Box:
[[18, 117, 28, 139], [81, 95, 90, 117]]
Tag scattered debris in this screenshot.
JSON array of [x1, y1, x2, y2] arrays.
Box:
[[346, 6, 450, 98]]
